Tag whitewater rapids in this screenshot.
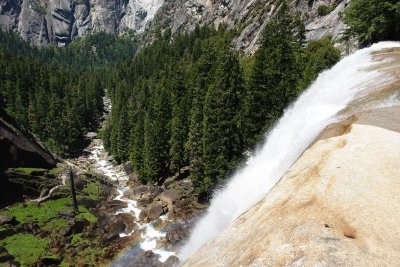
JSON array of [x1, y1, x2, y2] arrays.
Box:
[[179, 42, 400, 259]]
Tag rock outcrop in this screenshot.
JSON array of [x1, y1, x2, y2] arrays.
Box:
[[183, 105, 400, 266], [0, 107, 56, 169], [144, 0, 350, 54]]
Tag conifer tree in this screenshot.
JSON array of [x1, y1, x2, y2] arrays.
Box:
[[169, 96, 189, 175], [185, 45, 215, 190], [203, 47, 245, 190]]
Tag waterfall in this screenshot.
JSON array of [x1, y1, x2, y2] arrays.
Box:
[[179, 42, 400, 259]]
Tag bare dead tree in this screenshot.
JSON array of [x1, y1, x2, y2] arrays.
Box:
[[69, 167, 79, 214]]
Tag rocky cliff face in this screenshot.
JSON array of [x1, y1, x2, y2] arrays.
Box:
[[0, 107, 56, 169], [1, 0, 349, 49], [182, 48, 400, 266], [0, 0, 164, 46], [144, 0, 350, 53]]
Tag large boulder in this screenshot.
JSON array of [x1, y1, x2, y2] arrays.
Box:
[[123, 162, 134, 175], [147, 203, 164, 221], [108, 213, 137, 234], [138, 203, 165, 222], [0, 107, 56, 169], [161, 189, 179, 205], [102, 200, 128, 213], [0, 216, 16, 225]]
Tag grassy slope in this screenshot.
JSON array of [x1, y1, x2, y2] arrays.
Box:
[[0, 167, 109, 266]]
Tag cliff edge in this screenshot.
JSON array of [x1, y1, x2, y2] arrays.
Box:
[[183, 103, 400, 266]]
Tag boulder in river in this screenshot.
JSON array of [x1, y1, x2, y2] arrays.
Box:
[[162, 255, 180, 267], [106, 156, 117, 165], [86, 132, 98, 139], [102, 200, 128, 213], [161, 189, 179, 205], [147, 203, 164, 221], [138, 202, 165, 222], [108, 213, 137, 234], [123, 162, 134, 175]]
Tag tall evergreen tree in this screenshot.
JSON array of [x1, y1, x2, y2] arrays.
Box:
[[142, 87, 171, 183], [169, 96, 189, 175], [185, 44, 215, 190], [202, 47, 245, 190]]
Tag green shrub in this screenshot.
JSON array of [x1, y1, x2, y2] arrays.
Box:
[[0, 234, 49, 266], [318, 5, 332, 16], [343, 0, 400, 45]]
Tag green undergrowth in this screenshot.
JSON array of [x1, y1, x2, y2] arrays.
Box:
[[2, 197, 97, 226], [0, 233, 49, 266], [0, 167, 112, 265], [48, 167, 64, 176], [10, 166, 64, 176], [11, 168, 48, 176], [82, 180, 102, 200], [0, 195, 99, 265]]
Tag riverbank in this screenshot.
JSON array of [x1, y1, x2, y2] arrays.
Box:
[[64, 95, 205, 266]]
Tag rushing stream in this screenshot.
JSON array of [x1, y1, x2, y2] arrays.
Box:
[[84, 96, 176, 265]]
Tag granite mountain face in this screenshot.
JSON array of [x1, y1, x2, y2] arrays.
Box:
[[0, 0, 348, 49], [0, 0, 164, 46]]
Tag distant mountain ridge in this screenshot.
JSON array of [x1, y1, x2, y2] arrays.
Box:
[[0, 0, 164, 46], [0, 0, 349, 50]]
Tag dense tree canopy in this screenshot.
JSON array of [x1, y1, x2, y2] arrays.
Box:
[[1, 1, 341, 196], [0, 31, 137, 154], [344, 0, 400, 45], [103, 2, 340, 195]]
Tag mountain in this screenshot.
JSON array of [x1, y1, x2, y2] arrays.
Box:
[[0, 0, 349, 49], [0, 0, 164, 46], [145, 0, 349, 53]]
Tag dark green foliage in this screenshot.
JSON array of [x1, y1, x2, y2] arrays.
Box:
[[202, 48, 246, 190], [169, 96, 190, 174], [317, 5, 332, 16], [243, 2, 340, 149], [142, 87, 171, 183], [0, 31, 137, 154], [297, 37, 341, 91], [343, 0, 400, 45], [185, 45, 215, 191], [103, 27, 242, 188], [104, 2, 341, 194]]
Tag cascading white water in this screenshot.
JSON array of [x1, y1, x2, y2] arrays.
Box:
[[180, 42, 400, 259]]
